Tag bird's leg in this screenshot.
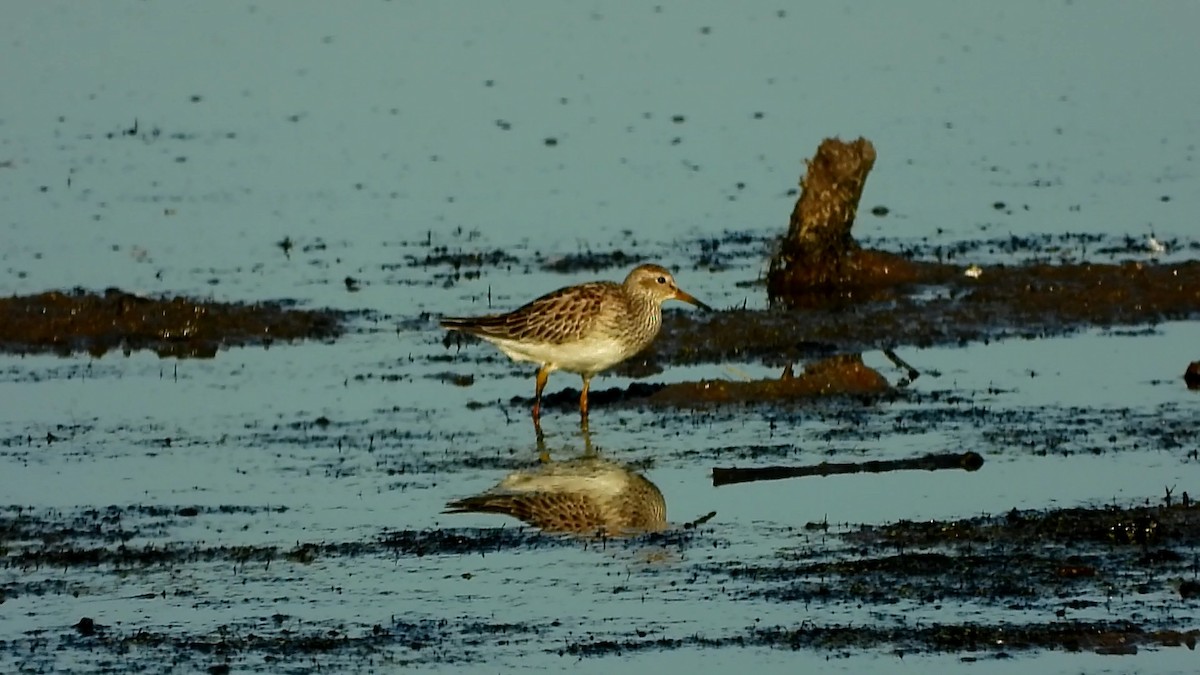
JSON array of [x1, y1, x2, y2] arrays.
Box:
[[535, 419, 549, 463], [580, 419, 596, 456], [532, 366, 550, 423], [579, 375, 592, 422]]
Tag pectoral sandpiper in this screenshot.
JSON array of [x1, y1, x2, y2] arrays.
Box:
[[440, 263, 710, 424], [443, 455, 667, 535]]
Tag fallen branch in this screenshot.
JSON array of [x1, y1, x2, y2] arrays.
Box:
[[712, 451, 984, 487]]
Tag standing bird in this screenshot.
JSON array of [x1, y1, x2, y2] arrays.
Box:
[[440, 263, 710, 424], [443, 455, 667, 536]]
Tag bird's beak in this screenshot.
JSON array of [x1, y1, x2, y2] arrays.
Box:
[[674, 288, 713, 311]]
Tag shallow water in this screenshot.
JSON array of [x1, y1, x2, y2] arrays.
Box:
[[3, 2, 1199, 672]]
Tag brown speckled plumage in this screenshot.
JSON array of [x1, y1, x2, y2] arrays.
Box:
[[443, 456, 666, 536], [441, 280, 619, 346], [440, 264, 710, 423]]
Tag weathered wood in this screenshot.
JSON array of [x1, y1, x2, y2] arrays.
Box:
[[767, 137, 924, 303]]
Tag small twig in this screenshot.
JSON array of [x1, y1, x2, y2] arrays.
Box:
[[883, 348, 920, 383]]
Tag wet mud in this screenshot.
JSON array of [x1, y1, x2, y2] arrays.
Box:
[[0, 288, 343, 358], [436, 234, 1200, 409], [432, 261, 1194, 427], [671, 258, 1200, 368], [2, 503, 706, 670], [5, 496, 1197, 666], [5, 233, 1197, 373], [4, 234, 1200, 671]]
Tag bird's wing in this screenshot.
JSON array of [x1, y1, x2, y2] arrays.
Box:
[[443, 282, 612, 344], [444, 493, 608, 533]]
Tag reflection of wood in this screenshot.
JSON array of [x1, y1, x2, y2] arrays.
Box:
[[711, 451, 984, 487], [444, 456, 666, 536]]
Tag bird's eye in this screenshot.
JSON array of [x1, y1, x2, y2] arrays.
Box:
[[656, 276, 667, 284]]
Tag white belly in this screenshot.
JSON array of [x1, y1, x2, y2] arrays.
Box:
[[489, 335, 634, 375]]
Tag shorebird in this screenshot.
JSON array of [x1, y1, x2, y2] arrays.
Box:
[[440, 263, 710, 424], [443, 455, 666, 536]]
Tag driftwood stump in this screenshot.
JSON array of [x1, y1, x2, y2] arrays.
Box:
[[767, 137, 919, 304]]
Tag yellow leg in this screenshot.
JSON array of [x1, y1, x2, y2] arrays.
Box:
[[535, 418, 549, 463], [533, 366, 550, 423], [580, 414, 593, 451], [579, 375, 592, 421]]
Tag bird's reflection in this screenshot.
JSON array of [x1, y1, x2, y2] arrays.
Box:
[[444, 451, 666, 537]]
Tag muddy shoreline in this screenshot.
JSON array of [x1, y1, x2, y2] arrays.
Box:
[[5, 234, 1199, 364], [0, 288, 343, 358], [3, 238, 1199, 670], [5, 498, 1197, 666]]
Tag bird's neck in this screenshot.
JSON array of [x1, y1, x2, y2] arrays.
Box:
[[628, 295, 661, 335]]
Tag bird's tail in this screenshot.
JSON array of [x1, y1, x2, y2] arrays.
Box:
[[444, 495, 523, 517], [439, 315, 510, 336]]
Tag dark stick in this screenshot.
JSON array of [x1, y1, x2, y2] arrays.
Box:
[[712, 451, 983, 487], [883, 348, 921, 383]]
